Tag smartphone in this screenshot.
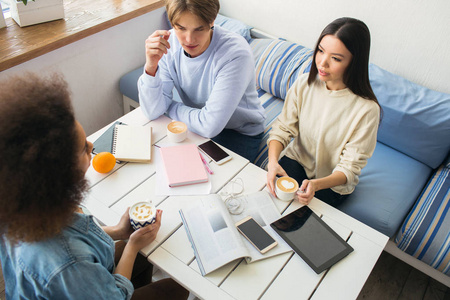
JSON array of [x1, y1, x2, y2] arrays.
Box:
[[198, 140, 232, 165], [236, 216, 278, 254]]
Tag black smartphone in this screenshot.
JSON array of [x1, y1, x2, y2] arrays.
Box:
[[236, 216, 278, 254], [198, 140, 232, 165]]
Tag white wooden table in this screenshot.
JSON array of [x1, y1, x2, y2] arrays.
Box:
[[84, 108, 388, 300]]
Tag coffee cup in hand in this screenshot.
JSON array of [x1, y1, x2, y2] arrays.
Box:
[[167, 121, 187, 143], [129, 201, 157, 230], [275, 176, 299, 201]]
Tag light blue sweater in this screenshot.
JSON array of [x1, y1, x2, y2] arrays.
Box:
[[138, 25, 265, 138]]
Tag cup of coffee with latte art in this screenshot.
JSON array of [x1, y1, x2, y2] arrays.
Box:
[[167, 121, 187, 143], [275, 176, 299, 201], [129, 201, 157, 230]]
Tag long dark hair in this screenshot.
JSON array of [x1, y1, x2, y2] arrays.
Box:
[[308, 18, 380, 107]]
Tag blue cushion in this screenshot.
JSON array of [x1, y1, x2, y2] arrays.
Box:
[[369, 64, 450, 169], [250, 38, 313, 100], [339, 142, 433, 237], [253, 89, 285, 168], [119, 67, 142, 102], [395, 157, 450, 274], [214, 14, 253, 42]]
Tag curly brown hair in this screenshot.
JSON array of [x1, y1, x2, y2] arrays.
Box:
[[0, 72, 88, 243]]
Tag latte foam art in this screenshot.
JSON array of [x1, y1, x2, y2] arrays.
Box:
[[132, 204, 153, 220], [168, 121, 187, 133], [276, 177, 299, 193], [281, 179, 295, 190], [170, 124, 185, 133]]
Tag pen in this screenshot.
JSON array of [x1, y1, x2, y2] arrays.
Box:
[[199, 151, 214, 175]]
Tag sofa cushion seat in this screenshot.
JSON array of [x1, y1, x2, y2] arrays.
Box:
[[395, 157, 450, 275], [339, 142, 433, 237]]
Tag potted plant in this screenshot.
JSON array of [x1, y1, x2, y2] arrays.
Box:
[[9, 0, 64, 27]]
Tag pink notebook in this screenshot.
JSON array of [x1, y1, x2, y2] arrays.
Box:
[[159, 144, 208, 187]]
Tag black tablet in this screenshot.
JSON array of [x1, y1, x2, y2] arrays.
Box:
[[270, 206, 353, 274]]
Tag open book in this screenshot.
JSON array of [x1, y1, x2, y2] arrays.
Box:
[[179, 191, 291, 276]]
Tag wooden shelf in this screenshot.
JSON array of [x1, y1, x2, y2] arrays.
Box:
[[0, 0, 164, 72]]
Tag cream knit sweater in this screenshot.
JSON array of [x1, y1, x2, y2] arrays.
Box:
[[268, 74, 380, 194]]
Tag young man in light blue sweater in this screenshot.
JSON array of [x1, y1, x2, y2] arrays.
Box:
[[138, 0, 265, 162]]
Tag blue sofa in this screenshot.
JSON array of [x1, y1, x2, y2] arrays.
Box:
[[119, 15, 450, 280]]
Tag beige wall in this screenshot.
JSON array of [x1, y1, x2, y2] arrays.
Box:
[[0, 7, 168, 135]]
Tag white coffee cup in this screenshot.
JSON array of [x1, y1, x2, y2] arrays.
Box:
[[275, 176, 299, 201], [167, 121, 187, 143], [129, 201, 156, 230]]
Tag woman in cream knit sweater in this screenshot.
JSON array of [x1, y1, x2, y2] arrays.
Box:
[[267, 17, 381, 207]]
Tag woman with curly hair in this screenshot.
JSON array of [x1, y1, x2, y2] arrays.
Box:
[[0, 73, 188, 300]]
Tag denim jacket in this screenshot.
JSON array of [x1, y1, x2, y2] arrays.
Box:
[[0, 213, 134, 300]]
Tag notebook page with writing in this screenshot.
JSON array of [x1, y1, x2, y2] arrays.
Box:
[[159, 144, 208, 187], [112, 124, 152, 162]]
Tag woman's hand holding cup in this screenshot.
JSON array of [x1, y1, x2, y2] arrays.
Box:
[[113, 208, 135, 240], [144, 30, 171, 76], [128, 209, 162, 254], [266, 161, 287, 197]]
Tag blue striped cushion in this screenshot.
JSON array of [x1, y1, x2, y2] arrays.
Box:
[[253, 88, 285, 169], [395, 157, 450, 275], [250, 38, 313, 100]]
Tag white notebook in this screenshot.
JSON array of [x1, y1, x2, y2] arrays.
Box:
[[112, 124, 152, 162]]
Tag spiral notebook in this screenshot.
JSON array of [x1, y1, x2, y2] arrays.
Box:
[[111, 124, 152, 162], [92, 121, 123, 154]]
